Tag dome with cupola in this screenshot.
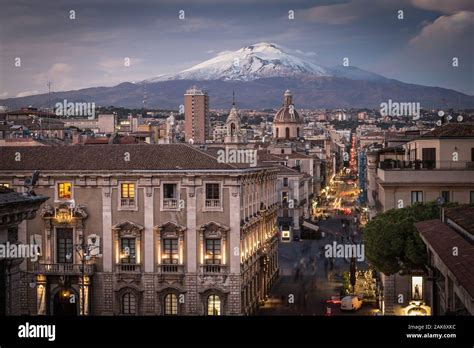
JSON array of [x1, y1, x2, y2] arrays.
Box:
[[273, 90, 303, 140]]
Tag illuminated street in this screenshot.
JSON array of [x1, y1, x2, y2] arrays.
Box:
[[259, 167, 375, 316]]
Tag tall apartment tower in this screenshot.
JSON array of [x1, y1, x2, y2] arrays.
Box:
[[184, 87, 209, 144]]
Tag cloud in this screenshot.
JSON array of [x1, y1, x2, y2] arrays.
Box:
[[295, 49, 318, 57], [206, 50, 215, 54], [411, 0, 474, 14], [16, 90, 39, 98], [0, 92, 8, 98], [409, 11, 474, 48]]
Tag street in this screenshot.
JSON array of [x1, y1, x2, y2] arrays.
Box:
[[259, 168, 376, 316]]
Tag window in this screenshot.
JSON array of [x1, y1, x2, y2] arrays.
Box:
[[471, 148, 474, 162], [276, 128, 279, 138], [120, 238, 136, 264], [0, 183, 10, 188], [282, 191, 289, 204], [164, 294, 178, 315], [207, 295, 221, 316], [162, 239, 178, 264], [470, 191, 474, 205], [56, 228, 73, 263], [441, 191, 450, 203], [205, 239, 221, 264], [411, 191, 423, 204], [122, 293, 136, 315], [421, 148, 436, 169], [205, 183, 220, 208], [163, 183, 178, 208], [58, 182, 72, 200], [120, 183, 135, 207], [283, 178, 288, 187]]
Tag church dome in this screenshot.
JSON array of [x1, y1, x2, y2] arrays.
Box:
[[273, 89, 302, 124]]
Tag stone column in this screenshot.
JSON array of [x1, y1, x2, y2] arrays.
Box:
[[144, 188, 154, 272], [102, 188, 112, 272]]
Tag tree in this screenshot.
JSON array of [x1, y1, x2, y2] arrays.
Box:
[[363, 202, 455, 275]]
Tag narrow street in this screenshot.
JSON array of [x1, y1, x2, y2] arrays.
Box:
[[259, 166, 376, 316]]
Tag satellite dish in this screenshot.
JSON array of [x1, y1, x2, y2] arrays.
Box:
[[188, 138, 194, 145]]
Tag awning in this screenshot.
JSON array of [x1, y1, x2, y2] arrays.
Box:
[[302, 221, 319, 232]]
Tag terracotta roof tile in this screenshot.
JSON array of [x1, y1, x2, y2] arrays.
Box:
[[416, 219, 474, 298]]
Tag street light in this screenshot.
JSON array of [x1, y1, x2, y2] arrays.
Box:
[[67, 235, 99, 315]]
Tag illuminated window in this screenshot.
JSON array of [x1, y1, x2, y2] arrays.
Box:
[[162, 239, 178, 264], [58, 182, 72, 200], [207, 295, 221, 316], [164, 293, 178, 315], [121, 183, 135, 206], [205, 239, 221, 265], [122, 293, 136, 315], [0, 183, 10, 188], [120, 238, 136, 264]]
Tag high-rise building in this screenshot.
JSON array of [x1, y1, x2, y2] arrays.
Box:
[[184, 87, 209, 144]]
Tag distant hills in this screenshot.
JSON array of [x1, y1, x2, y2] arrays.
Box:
[[2, 42, 473, 110]]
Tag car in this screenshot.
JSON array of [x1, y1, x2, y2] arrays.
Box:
[[340, 295, 363, 311]]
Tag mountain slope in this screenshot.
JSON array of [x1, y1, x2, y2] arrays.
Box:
[[1, 42, 473, 109], [145, 42, 328, 82]]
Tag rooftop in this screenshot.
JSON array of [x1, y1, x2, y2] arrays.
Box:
[[420, 123, 474, 139], [0, 144, 273, 172], [416, 218, 474, 299]]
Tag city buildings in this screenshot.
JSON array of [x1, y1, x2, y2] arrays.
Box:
[[0, 144, 279, 316], [184, 87, 209, 144]]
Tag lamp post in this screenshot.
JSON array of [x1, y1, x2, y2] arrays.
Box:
[[73, 235, 98, 315]]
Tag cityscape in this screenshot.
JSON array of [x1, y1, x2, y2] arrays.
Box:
[[0, 0, 473, 346]]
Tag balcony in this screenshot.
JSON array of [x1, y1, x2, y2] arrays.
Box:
[[163, 198, 178, 209], [33, 263, 95, 275], [377, 160, 474, 184], [201, 264, 228, 275], [158, 264, 184, 274], [205, 199, 221, 208], [379, 160, 474, 171], [116, 263, 141, 273]]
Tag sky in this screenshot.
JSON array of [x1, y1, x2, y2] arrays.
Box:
[[0, 0, 473, 99]]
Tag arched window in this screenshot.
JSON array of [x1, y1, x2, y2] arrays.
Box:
[[207, 294, 221, 316], [276, 127, 279, 138], [297, 127, 300, 138], [164, 293, 178, 315], [122, 293, 136, 315], [285, 127, 290, 139], [230, 123, 236, 136]]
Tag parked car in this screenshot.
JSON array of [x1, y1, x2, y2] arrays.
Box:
[[340, 295, 363, 311]]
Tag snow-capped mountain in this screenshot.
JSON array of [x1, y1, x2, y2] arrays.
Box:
[[2, 42, 473, 109], [145, 42, 329, 82]]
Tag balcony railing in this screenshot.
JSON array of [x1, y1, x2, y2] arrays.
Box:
[[205, 199, 221, 208], [116, 263, 141, 272], [158, 264, 185, 274], [163, 198, 178, 208], [33, 263, 95, 275], [120, 198, 136, 207], [201, 264, 227, 275], [379, 160, 474, 171]]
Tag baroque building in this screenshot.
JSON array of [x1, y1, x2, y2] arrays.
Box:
[[0, 144, 279, 316]]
